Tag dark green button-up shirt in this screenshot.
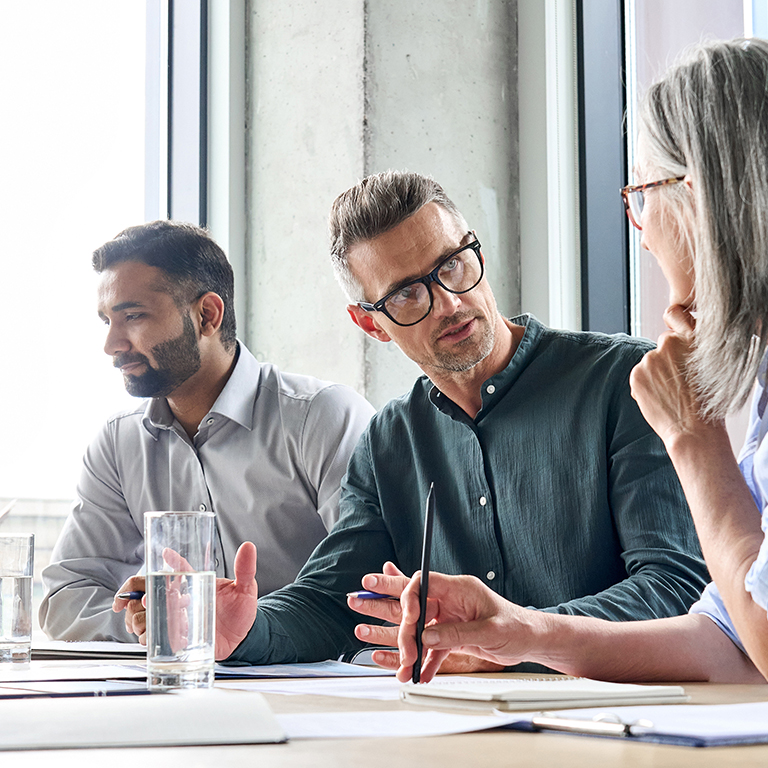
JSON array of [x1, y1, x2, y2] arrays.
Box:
[[231, 315, 707, 665]]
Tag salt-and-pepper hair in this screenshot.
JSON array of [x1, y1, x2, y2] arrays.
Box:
[[640, 37, 768, 419], [329, 170, 468, 303]]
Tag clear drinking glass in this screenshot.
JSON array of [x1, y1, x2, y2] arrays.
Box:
[[144, 511, 215, 690], [0, 533, 34, 665]]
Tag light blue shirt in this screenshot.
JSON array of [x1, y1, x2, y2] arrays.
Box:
[[690, 352, 768, 654]]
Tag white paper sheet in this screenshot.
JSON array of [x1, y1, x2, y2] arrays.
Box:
[[218, 676, 403, 700], [0, 660, 146, 683], [0, 689, 285, 750], [277, 709, 518, 739], [215, 660, 394, 678]]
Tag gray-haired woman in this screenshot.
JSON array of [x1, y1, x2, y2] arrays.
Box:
[[386, 38, 768, 685]]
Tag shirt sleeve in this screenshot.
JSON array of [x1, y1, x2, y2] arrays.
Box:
[[744, 509, 768, 611], [38, 421, 143, 641], [300, 385, 376, 532], [225, 429, 395, 665], [690, 581, 748, 655], [541, 343, 710, 621]]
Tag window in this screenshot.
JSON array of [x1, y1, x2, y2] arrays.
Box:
[[0, 3, 147, 635]]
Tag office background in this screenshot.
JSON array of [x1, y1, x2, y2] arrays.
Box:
[[0, 0, 763, 636]]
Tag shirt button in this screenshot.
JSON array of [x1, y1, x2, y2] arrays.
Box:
[[479, 496, 487, 506], [486, 571, 496, 580], [199, 504, 207, 511], [206, 418, 215, 426], [486, 384, 496, 394]]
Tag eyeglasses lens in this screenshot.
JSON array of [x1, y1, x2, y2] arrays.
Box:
[[384, 245, 483, 325], [628, 190, 644, 227]]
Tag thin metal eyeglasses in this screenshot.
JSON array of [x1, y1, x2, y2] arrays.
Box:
[[620, 176, 686, 230], [357, 234, 484, 327]]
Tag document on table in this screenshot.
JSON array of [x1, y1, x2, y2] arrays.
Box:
[[32, 640, 146, 660], [277, 709, 521, 739], [0, 660, 146, 683], [0, 659, 392, 686], [218, 676, 403, 700], [214, 660, 394, 678], [0, 689, 285, 750], [506, 701, 768, 746]]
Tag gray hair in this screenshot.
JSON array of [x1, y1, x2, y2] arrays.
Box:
[[329, 170, 468, 302], [640, 37, 768, 419]]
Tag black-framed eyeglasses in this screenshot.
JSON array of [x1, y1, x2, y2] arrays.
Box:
[[620, 176, 686, 230], [357, 234, 484, 327]]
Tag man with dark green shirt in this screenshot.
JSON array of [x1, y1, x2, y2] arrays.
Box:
[[198, 171, 708, 669]]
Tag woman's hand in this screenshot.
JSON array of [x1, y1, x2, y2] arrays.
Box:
[[629, 304, 720, 447]]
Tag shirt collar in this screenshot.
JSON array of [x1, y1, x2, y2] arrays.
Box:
[[428, 313, 543, 419], [141, 341, 262, 437]]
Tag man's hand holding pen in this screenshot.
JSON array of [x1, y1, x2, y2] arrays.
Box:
[[348, 563, 506, 682], [112, 541, 260, 660]]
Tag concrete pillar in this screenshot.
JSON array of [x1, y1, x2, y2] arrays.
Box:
[[245, 0, 519, 407]]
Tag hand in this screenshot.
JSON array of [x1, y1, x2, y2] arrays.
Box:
[[214, 542, 259, 660], [629, 304, 719, 446], [348, 563, 507, 677], [396, 571, 541, 683], [112, 575, 147, 644]]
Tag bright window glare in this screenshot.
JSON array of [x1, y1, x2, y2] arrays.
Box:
[[0, 3, 146, 499]]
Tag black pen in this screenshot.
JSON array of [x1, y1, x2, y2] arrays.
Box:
[[117, 591, 145, 601], [413, 482, 435, 684]]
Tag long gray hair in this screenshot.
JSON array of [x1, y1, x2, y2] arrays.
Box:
[[640, 37, 768, 419], [329, 170, 468, 302]]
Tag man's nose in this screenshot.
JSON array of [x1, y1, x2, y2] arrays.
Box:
[[103, 323, 130, 357], [430, 283, 462, 318]]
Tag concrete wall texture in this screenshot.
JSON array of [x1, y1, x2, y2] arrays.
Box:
[[244, 0, 519, 408]]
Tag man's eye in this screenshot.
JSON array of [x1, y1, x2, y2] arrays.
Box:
[[125, 313, 144, 322], [442, 257, 459, 272], [390, 285, 418, 305]]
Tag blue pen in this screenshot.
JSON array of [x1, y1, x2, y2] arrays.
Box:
[[347, 590, 397, 600], [117, 591, 145, 601]]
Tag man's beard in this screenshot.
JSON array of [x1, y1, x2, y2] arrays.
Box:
[[115, 313, 202, 398], [430, 311, 495, 372]]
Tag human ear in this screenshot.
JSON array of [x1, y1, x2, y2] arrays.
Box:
[[346, 304, 392, 343], [197, 292, 225, 337]]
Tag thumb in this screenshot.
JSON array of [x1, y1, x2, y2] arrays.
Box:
[[233, 541, 257, 584], [421, 619, 485, 651], [663, 303, 696, 339]]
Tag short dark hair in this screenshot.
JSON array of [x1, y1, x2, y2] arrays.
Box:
[[92, 220, 236, 351], [329, 170, 468, 302]]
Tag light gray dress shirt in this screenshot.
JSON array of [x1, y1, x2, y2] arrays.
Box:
[[39, 343, 375, 641]]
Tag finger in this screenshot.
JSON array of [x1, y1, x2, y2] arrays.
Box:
[[399, 571, 423, 625], [161, 547, 194, 573], [233, 542, 258, 584], [112, 575, 146, 612], [381, 561, 406, 577], [129, 608, 147, 637], [370, 649, 399, 669], [347, 595, 403, 623], [354, 623, 398, 647], [361, 571, 410, 597], [663, 304, 696, 339], [420, 619, 485, 651], [417, 648, 450, 683]]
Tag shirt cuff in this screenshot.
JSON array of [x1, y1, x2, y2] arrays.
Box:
[[219, 611, 273, 666], [689, 582, 748, 656]]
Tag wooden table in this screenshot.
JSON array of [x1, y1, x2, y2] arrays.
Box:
[[10, 679, 768, 767]]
